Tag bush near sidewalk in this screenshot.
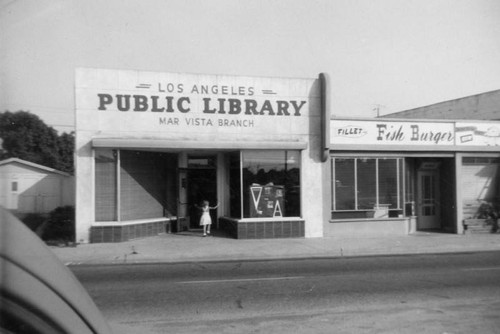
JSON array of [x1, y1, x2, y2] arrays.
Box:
[[21, 213, 46, 233], [41, 206, 75, 245]]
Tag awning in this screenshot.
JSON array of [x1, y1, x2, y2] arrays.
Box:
[[92, 138, 308, 151]]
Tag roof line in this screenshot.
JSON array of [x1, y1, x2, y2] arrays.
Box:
[[0, 157, 71, 176]]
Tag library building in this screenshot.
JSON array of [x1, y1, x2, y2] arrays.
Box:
[[75, 68, 330, 243]]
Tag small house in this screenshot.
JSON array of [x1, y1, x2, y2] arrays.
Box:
[[0, 158, 74, 216]]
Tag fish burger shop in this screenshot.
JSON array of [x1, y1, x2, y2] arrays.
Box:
[[327, 118, 500, 236], [75, 68, 330, 243]]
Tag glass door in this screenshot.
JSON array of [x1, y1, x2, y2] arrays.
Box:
[[417, 170, 440, 230]]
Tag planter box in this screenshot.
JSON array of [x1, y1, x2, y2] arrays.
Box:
[[219, 217, 305, 239], [90, 220, 170, 243]]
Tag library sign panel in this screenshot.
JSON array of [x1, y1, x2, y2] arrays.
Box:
[[75, 68, 316, 136], [331, 120, 455, 146]]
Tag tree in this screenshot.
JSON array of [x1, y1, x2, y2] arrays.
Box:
[[0, 111, 74, 174], [57, 131, 75, 174]]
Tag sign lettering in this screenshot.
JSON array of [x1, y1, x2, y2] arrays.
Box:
[[97, 94, 306, 116]]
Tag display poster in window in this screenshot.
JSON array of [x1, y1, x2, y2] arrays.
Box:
[[249, 184, 284, 218]]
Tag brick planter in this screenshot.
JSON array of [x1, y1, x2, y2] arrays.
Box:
[[219, 217, 305, 239], [90, 219, 170, 243]]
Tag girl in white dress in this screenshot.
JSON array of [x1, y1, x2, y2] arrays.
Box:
[[196, 200, 219, 236]]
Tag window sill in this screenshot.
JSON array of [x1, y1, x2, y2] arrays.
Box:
[[221, 216, 303, 223], [93, 217, 173, 227], [330, 217, 408, 223]]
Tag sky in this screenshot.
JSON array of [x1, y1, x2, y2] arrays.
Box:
[[1, 0, 500, 133]]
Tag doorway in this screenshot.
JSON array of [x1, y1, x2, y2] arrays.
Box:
[[417, 169, 441, 230], [177, 155, 218, 230], [187, 168, 217, 229]]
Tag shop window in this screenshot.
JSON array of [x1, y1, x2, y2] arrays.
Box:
[[332, 157, 403, 219], [120, 151, 176, 221], [95, 149, 177, 222], [378, 159, 399, 209], [242, 150, 301, 218], [95, 149, 117, 221], [333, 159, 355, 210], [357, 159, 376, 209]]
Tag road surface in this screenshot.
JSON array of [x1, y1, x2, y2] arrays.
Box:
[[71, 251, 500, 333]]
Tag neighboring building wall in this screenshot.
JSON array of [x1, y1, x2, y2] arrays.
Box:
[[0, 159, 74, 215], [383, 90, 500, 120], [328, 118, 500, 236]]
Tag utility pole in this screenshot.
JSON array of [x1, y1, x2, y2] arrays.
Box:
[[373, 104, 386, 117]]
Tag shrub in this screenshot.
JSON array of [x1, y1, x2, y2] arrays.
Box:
[[21, 213, 46, 232], [42, 206, 75, 242]]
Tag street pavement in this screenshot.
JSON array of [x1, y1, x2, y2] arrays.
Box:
[[50, 229, 500, 265]]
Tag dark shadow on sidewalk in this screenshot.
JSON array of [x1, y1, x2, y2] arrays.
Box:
[[168, 228, 233, 239], [412, 229, 455, 236]]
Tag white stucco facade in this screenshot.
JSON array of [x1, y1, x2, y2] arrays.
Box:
[[75, 68, 329, 243]]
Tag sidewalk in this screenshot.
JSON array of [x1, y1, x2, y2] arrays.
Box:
[[50, 230, 500, 265]]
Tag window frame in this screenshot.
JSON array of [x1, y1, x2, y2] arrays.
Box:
[[331, 157, 403, 215], [240, 150, 302, 219]]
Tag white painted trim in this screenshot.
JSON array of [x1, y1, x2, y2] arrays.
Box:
[[93, 217, 172, 227], [92, 138, 307, 150], [0, 157, 71, 176]]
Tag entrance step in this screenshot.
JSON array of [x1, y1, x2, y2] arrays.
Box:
[[463, 219, 499, 234]]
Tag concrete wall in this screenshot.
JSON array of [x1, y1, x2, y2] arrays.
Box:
[[325, 218, 410, 236]]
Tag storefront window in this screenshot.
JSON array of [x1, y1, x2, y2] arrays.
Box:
[[95, 149, 177, 222], [242, 150, 301, 218], [332, 157, 403, 219], [333, 159, 355, 210], [379, 159, 399, 209], [95, 149, 117, 221], [120, 150, 176, 220], [357, 159, 376, 209]]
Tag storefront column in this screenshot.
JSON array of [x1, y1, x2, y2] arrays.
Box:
[[216, 152, 226, 227], [301, 143, 326, 238], [75, 140, 94, 243], [455, 153, 464, 234]]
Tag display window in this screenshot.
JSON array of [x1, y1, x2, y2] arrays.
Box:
[[95, 149, 117, 221], [331, 157, 403, 219], [94, 149, 177, 222], [95, 148, 302, 223], [229, 150, 301, 219]]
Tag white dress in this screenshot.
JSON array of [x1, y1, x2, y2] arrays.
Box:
[[199, 207, 212, 226]]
